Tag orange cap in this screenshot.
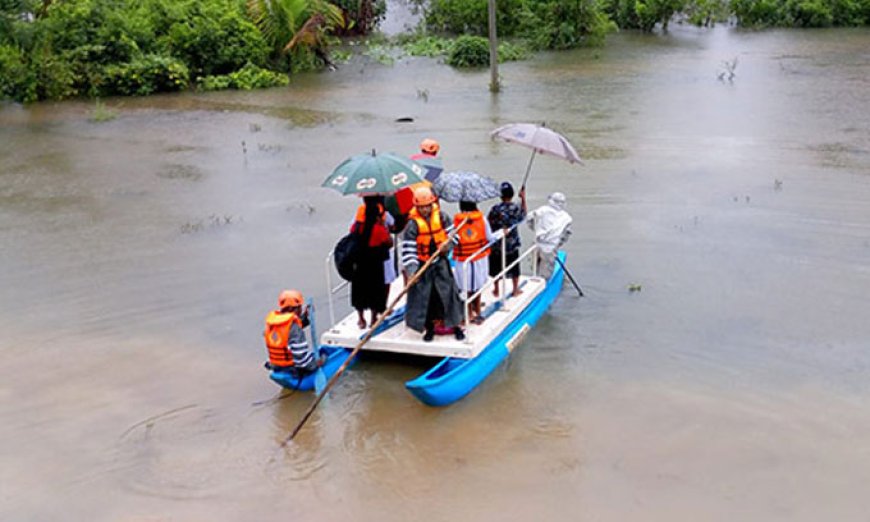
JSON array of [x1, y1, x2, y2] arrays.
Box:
[[420, 138, 440, 155], [278, 289, 304, 309], [413, 185, 437, 206]]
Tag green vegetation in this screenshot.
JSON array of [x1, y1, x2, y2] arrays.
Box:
[[0, 0, 377, 102], [425, 0, 616, 50], [732, 0, 870, 27], [446, 35, 489, 67], [424, 0, 870, 40], [197, 63, 290, 91], [2, 0, 868, 103], [89, 99, 117, 122], [397, 34, 528, 66]]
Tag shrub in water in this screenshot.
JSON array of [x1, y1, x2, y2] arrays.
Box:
[[197, 63, 289, 91], [447, 35, 490, 68], [103, 54, 189, 96]]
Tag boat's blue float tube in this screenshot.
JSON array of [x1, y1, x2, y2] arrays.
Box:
[[269, 346, 354, 391], [405, 251, 567, 406]]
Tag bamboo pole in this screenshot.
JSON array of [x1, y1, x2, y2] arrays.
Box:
[[281, 216, 469, 445]]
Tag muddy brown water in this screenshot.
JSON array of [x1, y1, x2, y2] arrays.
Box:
[[2, 26, 870, 521]]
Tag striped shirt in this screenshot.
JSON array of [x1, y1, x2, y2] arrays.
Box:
[[288, 322, 315, 370], [401, 210, 455, 274]]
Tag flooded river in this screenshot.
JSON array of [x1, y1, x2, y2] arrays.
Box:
[[2, 25, 870, 521]]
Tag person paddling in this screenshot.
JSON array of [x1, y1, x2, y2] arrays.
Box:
[[527, 192, 572, 279], [401, 186, 466, 342], [263, 290, 323, 376]]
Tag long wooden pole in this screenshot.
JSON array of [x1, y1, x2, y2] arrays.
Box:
[[554, 254, 584, 297], [281, 216, 469, 445]]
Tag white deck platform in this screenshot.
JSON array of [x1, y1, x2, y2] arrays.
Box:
[[320, 275, 548, 359]]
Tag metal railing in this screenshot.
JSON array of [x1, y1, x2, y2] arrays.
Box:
[[458, 220, 537, 339], [323, 219, 536, 341]]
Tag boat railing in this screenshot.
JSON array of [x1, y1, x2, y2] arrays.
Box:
[[323, 219, 536, 338], [460, 220, 537, 338], [324, 250, 349, 327]]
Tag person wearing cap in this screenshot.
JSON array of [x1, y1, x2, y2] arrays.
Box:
[[410, 138, 444, 182], [401, 185, 466, 342], [487, 182, 527, 297], [263, 290, 323, 375], [411, 138, 440, 161], [526, 192, 572, 279]]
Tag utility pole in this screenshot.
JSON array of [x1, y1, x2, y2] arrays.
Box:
[[488, 0, 499, 93]]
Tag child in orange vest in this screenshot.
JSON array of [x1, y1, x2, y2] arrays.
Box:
[[453, 201, 499, 324]]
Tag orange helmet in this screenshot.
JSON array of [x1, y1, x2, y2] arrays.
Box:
[[278, 289, 304, 309], [413, 185, 437, 206], [420, 138, 440, 155]]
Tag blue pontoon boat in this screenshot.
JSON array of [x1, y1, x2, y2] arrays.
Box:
[[302, 236, 567, 406]]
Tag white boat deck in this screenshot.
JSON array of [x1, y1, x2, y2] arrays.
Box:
[[320, 275, 548, 359]]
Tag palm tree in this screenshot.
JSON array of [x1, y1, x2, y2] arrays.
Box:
[[247, 0, 344, 69]]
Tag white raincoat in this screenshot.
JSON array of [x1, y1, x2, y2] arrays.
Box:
[[527, 192, 572, 277]]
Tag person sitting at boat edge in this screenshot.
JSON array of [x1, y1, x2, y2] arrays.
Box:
[[401, 186, 466, 342], [263, 289, 323, 375]]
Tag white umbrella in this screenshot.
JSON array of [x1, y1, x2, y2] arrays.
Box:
[[491, 122, 582, 190]]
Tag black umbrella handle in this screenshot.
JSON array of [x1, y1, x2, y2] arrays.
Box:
[[520, 149, 537, 191]]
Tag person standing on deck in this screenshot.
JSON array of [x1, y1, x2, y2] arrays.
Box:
[[487, 182, 527, 297], [453, 201, 499, 324], [263, 290, 322, 375], [526, 192, 572, 279], [401, 186, 466, 342], [350, 196, 394, 330]]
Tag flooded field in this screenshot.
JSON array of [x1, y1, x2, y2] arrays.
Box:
[[2, 25, 870, 521]]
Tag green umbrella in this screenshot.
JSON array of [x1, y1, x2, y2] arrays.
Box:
[[322, 150, 426, 195]]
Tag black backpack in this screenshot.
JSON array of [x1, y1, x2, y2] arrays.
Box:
[[333, 232, 361, 282]]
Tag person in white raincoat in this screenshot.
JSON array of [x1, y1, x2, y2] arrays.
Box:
[[526, 192, 572, 279]]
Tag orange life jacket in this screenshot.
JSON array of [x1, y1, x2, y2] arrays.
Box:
[[453, 211, 490, 262], [264, 310, 302, 367], [354, 203, 385, 224], [409, 204, 447, 261]]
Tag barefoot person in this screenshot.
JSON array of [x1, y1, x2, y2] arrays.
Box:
[[453, 201, 498, 324], [350, 196, 394, 329], [487, 182, 526, 297]]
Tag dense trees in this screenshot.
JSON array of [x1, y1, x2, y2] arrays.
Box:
[[2, 0, 868, 102], [0, 0, 371, 101]]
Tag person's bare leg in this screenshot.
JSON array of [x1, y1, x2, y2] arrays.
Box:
[[357, 310, 366, 329], [511, 276, 523, 297]]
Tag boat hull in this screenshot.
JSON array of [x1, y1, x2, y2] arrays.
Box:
[[269, 346, 354, 391], [405, 251, 567, 406]]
